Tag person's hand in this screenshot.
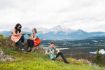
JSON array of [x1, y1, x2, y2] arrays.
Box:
[[56, 49, 60, 53]]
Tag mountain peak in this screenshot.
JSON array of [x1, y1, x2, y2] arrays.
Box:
[[50, 25, 73, 32]]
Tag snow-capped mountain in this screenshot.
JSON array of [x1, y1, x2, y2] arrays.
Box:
[[22, 27, 31, 32], [37, 27, 49, 34], [22, 25, 73, 34], [49, 25, 73, 33], [0, 25, 105, 40], [37, 25, 105, 40]]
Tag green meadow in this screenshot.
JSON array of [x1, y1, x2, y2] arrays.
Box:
[[0, 47, 104, 70]]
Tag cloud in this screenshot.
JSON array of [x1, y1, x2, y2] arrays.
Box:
[[0, 0, 105, 32], [0, 0, 13, 10]]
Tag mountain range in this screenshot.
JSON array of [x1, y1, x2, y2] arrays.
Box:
[[0, 25, 105, 40]]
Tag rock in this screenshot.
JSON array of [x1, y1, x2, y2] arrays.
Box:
[[78, 59, 91, 64], [0, 49, 15, 62]]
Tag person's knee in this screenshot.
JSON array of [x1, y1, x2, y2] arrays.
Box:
[[21, 35, 25, 42], [27, 39, 30, 42]]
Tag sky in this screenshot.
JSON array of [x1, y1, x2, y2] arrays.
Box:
[[0, 0, 105, 32]]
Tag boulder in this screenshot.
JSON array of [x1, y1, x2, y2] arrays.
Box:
[[0, 49, 15, 62]]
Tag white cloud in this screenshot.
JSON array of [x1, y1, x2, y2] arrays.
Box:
[[0, 0, 105, 32]]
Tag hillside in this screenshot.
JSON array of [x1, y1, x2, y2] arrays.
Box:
[[0, 36, 105, 70], [0, 46, 104, 70]]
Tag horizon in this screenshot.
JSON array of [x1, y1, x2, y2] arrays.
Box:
[[0, 0, 105, 32], [0, 25, 105, 33]]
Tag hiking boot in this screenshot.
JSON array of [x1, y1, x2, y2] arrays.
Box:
[[64, 61, 69, 64]]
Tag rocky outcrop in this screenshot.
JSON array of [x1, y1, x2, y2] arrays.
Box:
[[0, 49, 15, 62]]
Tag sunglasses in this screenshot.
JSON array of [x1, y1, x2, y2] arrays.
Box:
[[18, 26, 22, 28]]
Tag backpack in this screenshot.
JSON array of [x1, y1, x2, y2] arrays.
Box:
[[33, 37, 41, 47]]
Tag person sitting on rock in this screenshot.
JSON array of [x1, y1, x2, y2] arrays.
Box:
[[11, 23, 25, 51], [27, 28, 41, 52]]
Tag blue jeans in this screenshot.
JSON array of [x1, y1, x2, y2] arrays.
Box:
[[27, 39, 34, 48], [56, 52, 68, 63], [15, 35, 25, 50], [27, 39, 34, 52]]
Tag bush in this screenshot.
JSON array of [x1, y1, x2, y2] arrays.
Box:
[[93, 47, 103, 66]]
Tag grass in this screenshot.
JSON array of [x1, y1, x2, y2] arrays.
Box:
[[0, 47, 105, 70]]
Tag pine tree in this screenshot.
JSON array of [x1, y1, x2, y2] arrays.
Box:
[[94, 47, 102, 65]]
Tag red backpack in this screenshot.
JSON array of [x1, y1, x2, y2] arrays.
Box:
[[33, 37, 41, 47]]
